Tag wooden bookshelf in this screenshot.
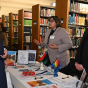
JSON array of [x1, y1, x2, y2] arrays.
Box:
[[55, 0, 69, 30], [69, 11, 87, 15], [2, 15, 9, 27], [9, 12, 13, 50], [18, 9, 32, 50], [31, 4, 55, 61], [2, 15, 9, 50], [55, 0, 88, 59], [2, 15, 5, 27], [68, 24, 88, 27], [9, 13, 18, 50]]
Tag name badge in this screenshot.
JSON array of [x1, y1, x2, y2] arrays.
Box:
[[50, 35, 55, 39]]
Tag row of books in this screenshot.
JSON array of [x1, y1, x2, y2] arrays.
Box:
[[69, 0, 88, 13], [6, 28, 9, 32], [24, 12, 32, 19], [13, 38, 18, 44], [71, 38, 82, 47], [24, 36, 31, 43], [7, 33, 9, 37], [5, 22, 9, 27], [23, 45, 31, 50], [13, 27, 18, 32], [13, 21, 18, 26], [24, 26, 32, 43], [24, 27, 32, 33], [5, 16, 9, 22], [40, 36, 45, 43], [69, 13, 85, 25], [40, 27, 49, 35], [69, 50, 77, 58], [40, 9, 55, 17], [40, 18, 49, 26], [13, 14, 18, 20], [24, 20, 32, 26], [13, 32, 18, 38], [68, 27, 86, 37]]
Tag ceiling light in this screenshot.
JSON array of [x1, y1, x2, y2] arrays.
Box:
[[50, 2, 56, 6]]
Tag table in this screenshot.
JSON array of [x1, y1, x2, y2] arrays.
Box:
[[6, 62, 79, 88]]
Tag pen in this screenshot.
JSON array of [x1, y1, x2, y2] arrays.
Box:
[[35, 68, 40, 71], [62, 76, 69, 79], [35, 77, 43, 80]]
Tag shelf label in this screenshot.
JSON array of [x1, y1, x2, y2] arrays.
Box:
[[19, 23, 21, 25], [33, 21, 37, 25]]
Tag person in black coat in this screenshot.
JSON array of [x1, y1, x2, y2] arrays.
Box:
[[75, 28, 88, 78], [0, 40, 7, 88]]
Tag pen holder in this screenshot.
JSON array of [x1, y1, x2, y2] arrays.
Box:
[[54, 68, 59, 77], [40, 62, 44, 70], [53, 65, 62, 77]]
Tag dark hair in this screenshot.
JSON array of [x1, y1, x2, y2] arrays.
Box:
[[0, 23, 7, 32], [48, 16, 61, 28]]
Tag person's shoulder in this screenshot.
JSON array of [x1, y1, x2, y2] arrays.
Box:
[[46, 29, 52, 33], [57, 27, 67, 33]]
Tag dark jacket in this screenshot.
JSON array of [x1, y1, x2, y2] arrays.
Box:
[[0, 40, 7, 88], [0, 40, 5, 70], [75, 28, 88, 73]]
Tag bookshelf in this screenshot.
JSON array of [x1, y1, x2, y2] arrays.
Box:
[[9, 13, 13, 50], [31, 4, 55, 61], [55, 0, 88, 59], [74, 0, 88, 4], [2, 15, 5, 27], [18, 9, 32, 50], [13, 14, 18, 48], [2, 15, 9, 50], [9, 13, 18, 50]]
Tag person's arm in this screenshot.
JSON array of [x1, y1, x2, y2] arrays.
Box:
[[34, 30, 50, 49], [57, 29, 72, 53]]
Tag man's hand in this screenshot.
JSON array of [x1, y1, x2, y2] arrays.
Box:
[[49, 44, 58, 49], [0, 49, 7, 58], [75, 62, 84, 71]]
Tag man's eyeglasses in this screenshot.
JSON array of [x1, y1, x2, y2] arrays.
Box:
[[49, 20, 55, 23]]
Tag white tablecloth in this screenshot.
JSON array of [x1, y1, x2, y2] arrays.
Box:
[[6, 62, 79, 88]]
